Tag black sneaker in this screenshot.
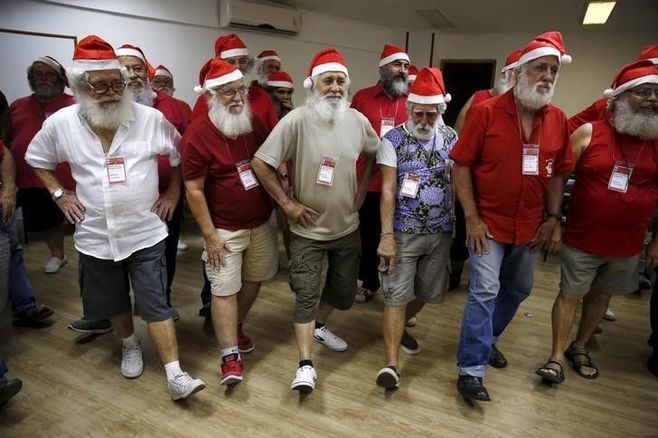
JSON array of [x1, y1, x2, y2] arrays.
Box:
[[67, 318, 113, 334], [376, 366, 400, 389], [400, 330, 420, 355], [198, 304, 210, 318], [0, 378, 23, 406], [488, 345, 508, 368]]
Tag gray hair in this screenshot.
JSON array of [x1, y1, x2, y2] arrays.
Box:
[[406, 101, 447, 116], [67, 66, 129, 94]]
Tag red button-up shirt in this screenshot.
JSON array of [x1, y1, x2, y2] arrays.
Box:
[[154, 90, 188, 193], [450, 89, 574, 245], [568, 97, 610, 134], [465, 89, 495, 119], [351, 83, 407, 192], [10, 93, 76, 190]]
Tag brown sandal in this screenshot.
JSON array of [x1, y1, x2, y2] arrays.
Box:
[[535, 359, 565, 383], [565, 342, 599, 379]]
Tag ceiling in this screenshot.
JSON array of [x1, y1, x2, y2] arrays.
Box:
[[272, 0, 658, 32]]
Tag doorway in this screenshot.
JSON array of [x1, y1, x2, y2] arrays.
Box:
[[440, 60, 496, 128]]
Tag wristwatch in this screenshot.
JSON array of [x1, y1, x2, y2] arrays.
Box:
[[51, 188, 65, 202]]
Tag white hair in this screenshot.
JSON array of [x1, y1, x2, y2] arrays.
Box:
[[513, 64, 556, 111], [406, 101, 447, 116], [67, 67, 129, 95], [612, 96, 658, 140]]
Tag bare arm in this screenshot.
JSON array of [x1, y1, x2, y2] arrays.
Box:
[[454, 95, 475, 134], [0, 146, 17, 221], [377, 165, 397, 272], [452, 162, 492, 255], [252, 157, 319, 227], [33, 168, 85, 223], [184, 176, 229, 269]]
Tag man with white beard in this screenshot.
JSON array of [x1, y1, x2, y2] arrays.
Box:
[[10, 56, 75, 275], [450, 31, 574, 401], [535, 60, 658, 385], [375, 67, 457, 389], [254, 50, 282, 88], [252, 48, 380, 392], [181, 59, 277, 386], [25, 35, 205, 400], [350, 44, 411, 307]]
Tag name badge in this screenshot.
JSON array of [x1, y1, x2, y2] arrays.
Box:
[[106, 156, 127, 184], [522, 144, 539, 175], [236, 161, 259, 191], [400, 172, 420, 198], [380, 117, 395, 138], [608, 162, 632, 193], [317, 156, 337, 186]]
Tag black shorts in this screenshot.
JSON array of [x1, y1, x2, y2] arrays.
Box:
[[18, 188, 66, 232]]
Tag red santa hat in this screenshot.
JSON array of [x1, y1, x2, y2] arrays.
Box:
[[501, 49, 522, 72], [603, 60, 658, 98], [267, 71, 293, 89], [31, 56, 69, 86], [214, 33, 249, 59], [153, 65, 173, 79], [637, 44, 658, 65], [303, 48, 349, 89], [194, 58, 243, 93], [379, 44, 410, 68], [115, 43, 155, 79], [257, 50, 281, 63], [407, 67, 451, 104], [517, 31, 572, 66], [72, 35, 120, 71], [407, 64, 419, 83]]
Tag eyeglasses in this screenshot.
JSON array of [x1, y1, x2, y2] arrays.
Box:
[[216, 86, 248, 98], [87, 80, 127, 95], [630, 88, 658, 99], [412, 110, 439, 120], [225, 57, 250, 67]]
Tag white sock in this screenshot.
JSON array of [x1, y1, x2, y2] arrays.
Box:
[[121, 333, 139, 348], [164, 360, 183, 381], [221, 346, 240, 360]]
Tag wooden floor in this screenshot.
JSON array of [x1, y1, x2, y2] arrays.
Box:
[[1, 221, 657, 437]]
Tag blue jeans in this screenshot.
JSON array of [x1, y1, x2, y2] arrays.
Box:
[[457, 239, 535, 377], [0, 216, 36, 315]]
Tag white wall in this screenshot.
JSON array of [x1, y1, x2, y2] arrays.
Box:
[[427, 29, 658, 115], [0, 0, 402, 107]]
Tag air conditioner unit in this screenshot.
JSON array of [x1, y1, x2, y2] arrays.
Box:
[[219, 0, 302, 36]]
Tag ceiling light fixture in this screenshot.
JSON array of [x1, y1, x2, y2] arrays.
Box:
[[582, 1, 617, 25]]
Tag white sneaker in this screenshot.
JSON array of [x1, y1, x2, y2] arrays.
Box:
[[44, 255, 67, 274], [168, 372, 206, 400], [354, 286, 377, 303], [406, 316, 417, 327], [177, 240, 189, 252], [290, 365, 316, 392], [604, 307, 616, 321], [121, 342, 144, 379], [314, 326, 348, 352]]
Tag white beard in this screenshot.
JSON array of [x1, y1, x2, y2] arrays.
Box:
[[382, 76, 409, 97], [406, 120, 439, 140], [613, 98, 658, 140], [514, 69, 555, 111], [257, 71, 269, 87], [130, 79, 155, 107], [307, 90, 348, 124], [77, 90, 134, 130], [208, 93, 253, 137]]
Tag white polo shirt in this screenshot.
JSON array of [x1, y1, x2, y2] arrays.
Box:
[[26, 102, 181, 261]]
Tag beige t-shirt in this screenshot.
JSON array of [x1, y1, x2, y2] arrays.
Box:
[[255, 104, 380, 241]]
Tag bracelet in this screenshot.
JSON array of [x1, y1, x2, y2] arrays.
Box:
[[545, 212, 561, 221], [381, 231, 394, 236]]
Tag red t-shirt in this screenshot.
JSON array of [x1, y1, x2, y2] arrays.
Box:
[[465, 89, 495, 119], [568, 97, 610, 134], [191, 83, 279, 131], [181, 113, 273, 231], [10, 93, 76, 190], [351, 83, 408, 192], [154, 90, 188, 193], [0, 139, 5, 161], [450, 89, 574, 245], [564, 120, 658, 257], [173, 97, 192, 124]]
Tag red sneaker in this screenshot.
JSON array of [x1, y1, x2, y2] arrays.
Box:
[[238, 324, 255, 353], [220, 354, 244, 385]]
